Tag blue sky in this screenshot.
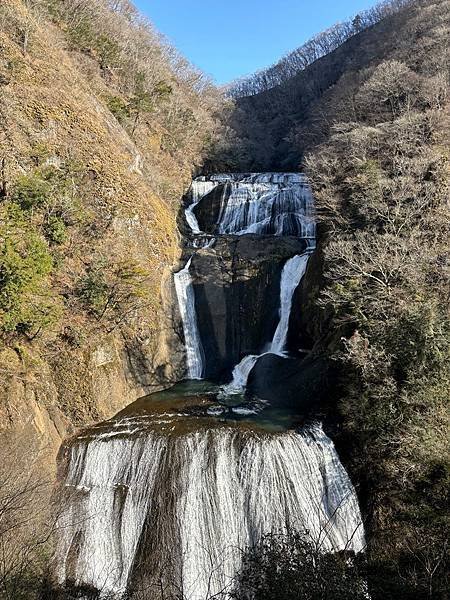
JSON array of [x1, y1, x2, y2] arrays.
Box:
[[134, 0, 378, 84]]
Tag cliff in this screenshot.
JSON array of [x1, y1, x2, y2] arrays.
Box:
[[0, 0, 221, 476]]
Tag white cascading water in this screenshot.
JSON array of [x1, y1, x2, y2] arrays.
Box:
[[185, 173, 315, 239], [185, 178, 220, 234], [270, 253, 310, 354], [173, 257, 204, 379], [182, 173, 315, 387], [54, 173, 365, 600], [220, 354, 261, 396], [213, 174, 315, 237], [179, 173, 315, 381], [55, 435, 166, 597], [55, 424, 365, 600]]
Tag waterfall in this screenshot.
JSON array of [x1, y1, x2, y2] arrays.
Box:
[[55, 435, 166, 597], [181, 172, 315, 385], [215, 176, 315, 237], [54, 172, 365, 600], [220, 252, 309, 396], [270, 253, 309, 354], [185, 178, 219, 234], [185, 172, 316, 239], [55, 424, 365, 600], [173, 257, 204, 379], [220, 354, 261, 396]]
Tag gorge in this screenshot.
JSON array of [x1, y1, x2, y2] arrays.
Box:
[[54, 174, 365, 599], [0, 1, 447, 599]]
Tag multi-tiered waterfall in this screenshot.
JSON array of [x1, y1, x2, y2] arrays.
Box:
[[54, 173, 364, 600], [175, 172, 316, 381]]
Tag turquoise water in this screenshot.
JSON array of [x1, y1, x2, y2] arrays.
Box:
[[111, 379, 307, 435], [73, 380, 310, 444]]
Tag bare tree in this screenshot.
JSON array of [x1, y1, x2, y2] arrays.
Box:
[[0, 440, 56, 600]]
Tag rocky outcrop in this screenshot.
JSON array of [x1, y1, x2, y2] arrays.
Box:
[[246, 352, 332, 416], [0, 299, 185, 479], [185, 235, 307, 380], [192, 184, 229, 234]]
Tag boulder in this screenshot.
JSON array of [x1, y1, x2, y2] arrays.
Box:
[[246, 352, 331, 415]]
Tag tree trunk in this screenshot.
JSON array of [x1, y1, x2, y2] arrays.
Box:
[[0, 157, 7, 199]]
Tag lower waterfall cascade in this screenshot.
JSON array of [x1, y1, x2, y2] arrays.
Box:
[[56, 424, 365, 599], [54, 173, 365, 600]]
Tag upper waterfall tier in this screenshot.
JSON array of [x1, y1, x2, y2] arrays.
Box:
[[185, 172, 315, 239]]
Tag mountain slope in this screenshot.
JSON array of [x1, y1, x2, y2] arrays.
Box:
[[218, 1, 449, 598], [0, 0, 221, 478], [218, 0, 449, 171]]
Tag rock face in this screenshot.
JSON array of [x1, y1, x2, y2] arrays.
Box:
[[0, 303, 186, 482], [192, 184, 229, 234], [188, 235, 307, 380], [287, 242, 327, 353], [246, 352, 331, 414]]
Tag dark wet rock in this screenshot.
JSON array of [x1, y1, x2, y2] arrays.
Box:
[[246, 352, 331, 414], [193, 184, 229, 234], [189, 235, 307, 381], [287, 243, 326, 353]]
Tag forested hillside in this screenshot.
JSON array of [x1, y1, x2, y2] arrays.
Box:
[[0, 0, 222, 444], [0, 2, 223, 593], [218, 0, 449, 597], [215, 0, 449, 172]]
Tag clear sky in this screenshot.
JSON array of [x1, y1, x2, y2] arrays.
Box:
[[134, 0, 379, 84]]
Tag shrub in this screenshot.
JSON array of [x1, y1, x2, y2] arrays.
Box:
[[10, 165, 85, 241], [0, 206, 59, 338], [130, 73, 173, 134], [66, 17, 120, 70], [0, 441, 54, 600], [233, 532, 367, 600], [10, 173, 52, 211], [77, 259, 149, 329], [44, 215, 67, 245], [77, 266, 109, 317], [95, 33, 120, 70], [105, 94, 130, 123], [10, 166, 71, 212]]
